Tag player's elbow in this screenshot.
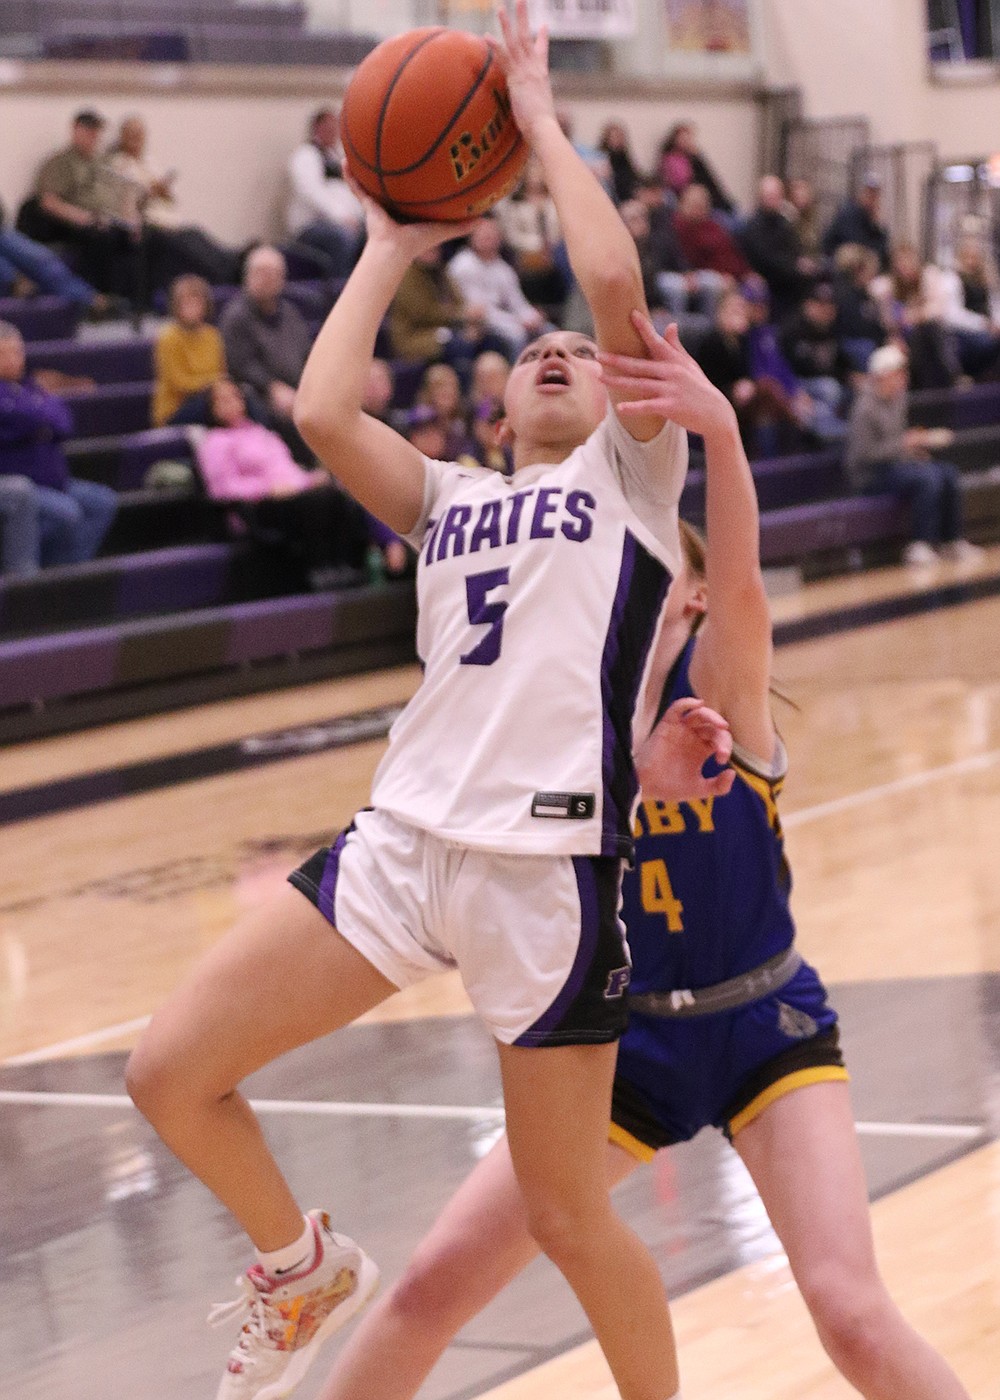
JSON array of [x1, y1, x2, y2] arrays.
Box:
[[292, 387, 345, 454]]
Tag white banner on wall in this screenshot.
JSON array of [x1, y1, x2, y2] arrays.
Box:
[[527, 0, 637, 40]]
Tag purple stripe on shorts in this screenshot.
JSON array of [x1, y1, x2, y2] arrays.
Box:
[[514, 857, 598, 1045], [599, 533, 638, 846], [317, 827, 350, 925]]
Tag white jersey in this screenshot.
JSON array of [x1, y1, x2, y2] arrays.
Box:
[[371, 411, 687, 857]]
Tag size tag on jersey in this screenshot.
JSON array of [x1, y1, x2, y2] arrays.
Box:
[[531, 792, 595, 820]]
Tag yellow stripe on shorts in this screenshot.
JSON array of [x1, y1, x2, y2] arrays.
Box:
[[728, 1064, 850, 1138], [608, 1119, 657, 1163]]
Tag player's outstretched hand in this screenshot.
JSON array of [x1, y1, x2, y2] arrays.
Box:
[[488, 0, 556, 145], [636, 697, 735, 803], [598, 311, 740, 443], [345, 171, 475, 260]]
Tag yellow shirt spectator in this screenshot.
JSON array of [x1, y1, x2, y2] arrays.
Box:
[[153, 321, 226, 425]]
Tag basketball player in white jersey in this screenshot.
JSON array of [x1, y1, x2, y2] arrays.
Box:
[[125, 6, 730, 1399]]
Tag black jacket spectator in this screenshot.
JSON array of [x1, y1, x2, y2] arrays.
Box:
[[780, 290, 854, 383], [823, 181, 891, 271], [740, 179, 815, 313]]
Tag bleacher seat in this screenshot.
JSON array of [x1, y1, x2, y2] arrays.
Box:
[[62, 381, 153, 438], [0, 296, 77, 342], [26, 336, 154, 385], [66, 427, 194, 490]]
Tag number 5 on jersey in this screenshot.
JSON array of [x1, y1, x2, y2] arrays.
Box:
[[461, 567, 510, 666]]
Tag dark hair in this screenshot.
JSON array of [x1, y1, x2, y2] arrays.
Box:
[[660, 122, 692, 157], [310, 107, 336, 133], [73, 109, 105, 129]]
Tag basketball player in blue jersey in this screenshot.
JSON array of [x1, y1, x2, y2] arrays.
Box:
[[309, 315, 972, 1400], [124, 6, 735, 1400]]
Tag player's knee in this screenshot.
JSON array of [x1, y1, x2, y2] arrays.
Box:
[[801, 1264, 893, 1373], [125, 1032, 217, 1123], [521, 1195, 595, 1269], [386, 1243, 471, 1339]]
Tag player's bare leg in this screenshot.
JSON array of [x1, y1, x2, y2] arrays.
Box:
[[315, 1136, 639, 1400], [736, 1081, 970, 1399], [498, 1041, 679, 1400], [127, 882, 396, 1246]]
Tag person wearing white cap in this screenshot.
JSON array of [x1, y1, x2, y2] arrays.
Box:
[[845, 343, 982, 566]]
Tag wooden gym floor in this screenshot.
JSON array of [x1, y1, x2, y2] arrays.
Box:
[[1, 555, 998, 1399]]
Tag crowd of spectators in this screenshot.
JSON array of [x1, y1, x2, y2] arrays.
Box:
[[3, 105, 997, 579]]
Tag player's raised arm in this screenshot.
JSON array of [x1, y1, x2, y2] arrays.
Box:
[[600, 313, 774, 755], [293, 200, 471, 535], [491, 0, 661, 440]]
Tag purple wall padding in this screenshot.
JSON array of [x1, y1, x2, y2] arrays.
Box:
[[759, 495, 909, 564], [224, 596, 336, 664], [0, 628, 120, 706]]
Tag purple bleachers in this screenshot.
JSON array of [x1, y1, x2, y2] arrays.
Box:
[[0, 296, 77, 342], [910, 382, 1000, 431], [63, 381, 153, 439], [26, 336, 154, 385]]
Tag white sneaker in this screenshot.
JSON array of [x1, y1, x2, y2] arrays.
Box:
[[938, 539, 985, 564], [902, 541, 939, 568], [210, 1210, 380, 1400]]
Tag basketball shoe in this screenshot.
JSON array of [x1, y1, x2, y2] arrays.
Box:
[[210, 1209, 380, 1400]]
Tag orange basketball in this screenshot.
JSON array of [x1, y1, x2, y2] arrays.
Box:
[[341, 27, 528, 223]]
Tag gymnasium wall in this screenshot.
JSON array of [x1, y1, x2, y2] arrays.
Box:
[[760, 0, 1000, 159]]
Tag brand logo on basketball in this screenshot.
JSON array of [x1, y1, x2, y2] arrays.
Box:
[[450, 88, 513, 184]]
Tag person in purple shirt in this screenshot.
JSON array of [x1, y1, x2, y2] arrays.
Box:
[[0, 321, 117, 565]]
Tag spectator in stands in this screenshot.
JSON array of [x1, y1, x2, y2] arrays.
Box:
[[846, 344, 981, 566], [417, 363, 474, 460], [0, 475, 40, 577], [447, 215, 547, 357], [658, 122, 735, 216], [152, 275, 227, 426], [695, 289, 800, 453], [938, 235, 1000, 379], [744, 283, 846, 444], [673, 184, 752, 282], [106, 115, 241, 289], [286, 108, 364, 277], [0, 199, 120, 320], [221, 246, 313, 459], [871, 244, 960, 390], [196, 376, 396, 586], [822, 173, 891, 271], [23, 110, 144, 306], [598, 122, 643, 205], [780, 282, 855, 400], [497, 158, 564, 307], [469, 349, 511, 411], [388, 245, 509, 384], [630, 176, 722, 320], [740, 175, 819, 316], [832, 243, 887, 370], [786, 177, 823, 256], [0, 321, 117, 565]]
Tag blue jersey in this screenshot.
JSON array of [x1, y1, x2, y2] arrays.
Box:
[[621, 636, 796, 994]]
